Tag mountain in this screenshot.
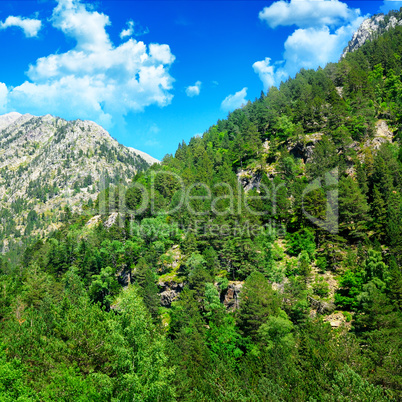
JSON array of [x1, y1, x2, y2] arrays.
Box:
[[0, 112, 158, 246], [0, 10, 401, 402], [0, 112, 22, 130], [342, 8, 402, 57]]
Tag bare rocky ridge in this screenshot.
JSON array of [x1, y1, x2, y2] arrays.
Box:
[[0, 112, 158, 244], [0, 112, 22, 131], [342, 14, 402, 58]]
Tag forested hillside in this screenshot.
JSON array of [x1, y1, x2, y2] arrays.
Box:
[[0, 16, 401, 402]]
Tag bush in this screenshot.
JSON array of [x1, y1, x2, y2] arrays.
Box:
[[342, 311, 352, 322], [312, 279, 330, 297], [316, 256, 327, 273], [286, 228, 316, 259]]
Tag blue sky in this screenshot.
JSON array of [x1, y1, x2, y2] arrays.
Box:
[[0, 1, 401, 159]]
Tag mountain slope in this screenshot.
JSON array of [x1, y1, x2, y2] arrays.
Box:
[[0, 112, 157, 244], [0, 10, 401, 402]]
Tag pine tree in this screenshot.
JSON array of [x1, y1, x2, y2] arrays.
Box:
[[370, 185, 387, 239], [386, 191, 402, 261], [238, 271, 281, 339], [133, 258, 160, 321], [371, 154, 394, 201], [356, 162, 369, 195], [338, 176, 369, 240]]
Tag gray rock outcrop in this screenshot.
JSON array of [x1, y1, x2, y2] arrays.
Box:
[[158, 280, 185, 307], [221, 281, 243, 311], [288, 133, 322, 163], [308, 296, 335, 315], [342, 14, 402, 58], [236, 170, 262, 192]]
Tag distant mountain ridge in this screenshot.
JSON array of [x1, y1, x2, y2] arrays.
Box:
[[0, 112, 159, 165], [0, 112, 158, 246], [0, 112, 22, 130]]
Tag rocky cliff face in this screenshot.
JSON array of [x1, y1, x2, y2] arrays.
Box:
[[0, 112, 158, 245], [221, 281, 243, 311], [342, 13, 402, 58]]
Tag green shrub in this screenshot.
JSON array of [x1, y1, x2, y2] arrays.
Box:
[[342, 311, 353, 322], [286, 228, 316, 259], [312, 279, 330, 297]]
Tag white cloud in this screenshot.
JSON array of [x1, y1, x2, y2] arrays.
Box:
[[0, 83, 8, 113], [51, 0, 111, 53], [282, 18, 364, 76], [185, 81, 202, 97], [259, 0, 360, 29], [253, 57, 287, 91], [221, 87, 248, 112], [0, 0, 175, 129], [149, 43, 175, 64], [120, 20, 134, 39], [0, 16, 42, 37], [380, 1, 402, 13], [254, 1, 365, 89], [120, 20, 149, 39]]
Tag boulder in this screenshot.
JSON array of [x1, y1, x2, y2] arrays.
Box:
[[236, 170, 262, 192], [308, 296, 335, 315], [222, 281, 243, 310], [160, 290, 179, 307], [158, 280, 186, 307]]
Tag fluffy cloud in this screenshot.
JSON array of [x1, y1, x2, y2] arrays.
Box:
[[0, 83, 8, 113], [380, 1, 402, 13], [0, 16, 42, 37], [259, 0, 360, 29], [253, 57, 287, 91], [120, 20, 149, 39], [0, 0, 175, 128], [221, 87, 248, 111], [282, 19, 364, 75], [185, 81, 202, 97], [254, 0, 364, 89], [120, 22, 133, 39]]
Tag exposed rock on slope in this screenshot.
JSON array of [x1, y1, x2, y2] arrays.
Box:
[[127, 147, 159, 165], [236, 170, 262, 192], [221, 281, 243, 311], [158, 281, 186, 307]]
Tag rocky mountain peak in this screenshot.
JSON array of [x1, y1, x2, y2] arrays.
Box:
[[342, 11, 402, 58], [0, 112, 158, 244], [0, 112, 23, 130]]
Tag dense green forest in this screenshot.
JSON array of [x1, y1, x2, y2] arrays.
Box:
[[1, 21, 402, 402]]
